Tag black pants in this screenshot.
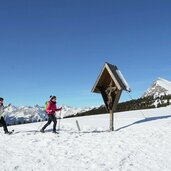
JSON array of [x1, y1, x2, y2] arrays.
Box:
[[42, 115, 57, 132], [0, 116, 8, 133]]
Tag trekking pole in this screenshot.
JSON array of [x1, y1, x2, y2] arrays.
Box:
[[35, 114, 47, 133], [58, 110, 62, 131], [127, 91, 146, 119]]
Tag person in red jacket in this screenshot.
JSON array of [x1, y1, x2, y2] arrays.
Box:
[[40, 96, 62, 133]]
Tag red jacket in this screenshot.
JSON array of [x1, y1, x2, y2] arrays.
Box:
[[46, 100, 62, 115]]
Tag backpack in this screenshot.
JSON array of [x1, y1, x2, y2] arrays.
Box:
[[44, 101, 48, 111]]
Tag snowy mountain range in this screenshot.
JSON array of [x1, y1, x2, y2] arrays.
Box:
[[142, 77, 171, 98], [3, 105, 96, 125]]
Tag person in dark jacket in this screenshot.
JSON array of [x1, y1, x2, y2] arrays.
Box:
[[0, 97, 11, 134], [40, 96, 62, 133]]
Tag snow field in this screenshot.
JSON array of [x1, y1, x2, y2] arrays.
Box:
[[1, 106, 171, 171]]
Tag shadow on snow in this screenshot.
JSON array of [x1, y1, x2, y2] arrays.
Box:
[[115, 115, 171, 131]]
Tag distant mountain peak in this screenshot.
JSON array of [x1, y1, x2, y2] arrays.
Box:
[[156, 77, 171, 83], [142, 77, 171, 98]]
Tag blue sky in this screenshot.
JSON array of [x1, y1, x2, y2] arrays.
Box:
[[0, 0, 171, 107]]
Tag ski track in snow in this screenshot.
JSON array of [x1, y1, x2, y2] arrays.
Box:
[[1, 106, 171, 171]]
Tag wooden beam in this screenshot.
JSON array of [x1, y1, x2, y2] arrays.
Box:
[[109, 110, 114, 131]]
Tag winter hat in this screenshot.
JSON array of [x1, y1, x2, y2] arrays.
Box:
[[0, 97, 4, 101], [51, 96, 56, 100]]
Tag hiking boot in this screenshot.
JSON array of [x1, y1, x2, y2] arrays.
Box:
[[53, 130, 59, 134], [40, 129, 45, 133]]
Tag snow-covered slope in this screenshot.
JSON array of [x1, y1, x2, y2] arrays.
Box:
[[3, 105, 95, 125], [1, 106, 171, 171], [142, 77, 171, 98]]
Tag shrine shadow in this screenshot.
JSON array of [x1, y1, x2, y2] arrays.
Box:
[[115, 115, 171, 132]]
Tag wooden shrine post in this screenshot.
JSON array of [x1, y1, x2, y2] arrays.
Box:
[[91, 62, 131, 131], [109, 110, 114, 131]]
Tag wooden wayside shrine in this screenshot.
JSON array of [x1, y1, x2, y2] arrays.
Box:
[[92, 62, 131, 131]]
